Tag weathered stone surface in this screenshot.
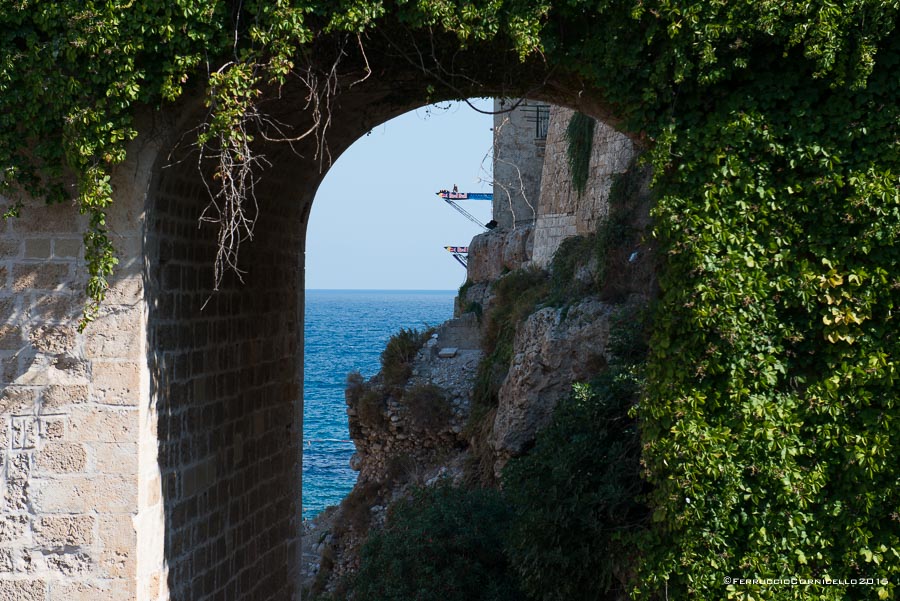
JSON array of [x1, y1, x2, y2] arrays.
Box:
[[52, 239, 82, 259], [12, 204, 85, 234], [7, 452, 30, 479], [433, 312, 481, 350], [28, 325, 77, 355], [2, 479, 29, 512], [0, 297, 15, 321], [349, 452, 362, 471], [531, 106, 636, 267], [0, 326, 23, 351], [83, 309, 141, 359], [48, 579, 131, 601], [466, 230, 506, 283], [33, 516, 95, 547], [12, 263, 71, 292], [33, 442, 88, 473], [30, 475, 137, 513], [490, 298, 613, 470], [89, 361, 140, 405], [23, 294, 80, 322], [103, 275, 142, 305], [66, 407, 136, 443], [40, 418, 66, 441], [456, 281, 492, 319], [91, 443, 138, 474], [0, 387, 37, 414], [43, 551, 93, 576], [15, 357, 89, 387], [24, 239, 52, 259], [100, 549, 134, 580], [0, 238, 21, 257], [0, 515, 29, 541], [0, 579, 45, 601], [0, 550, 12, 573], [98, 514, 136, 580], [10, 417, 37, 449], [492, 97, 546, 228], [466, 225, 534, 284], [41, 384, 89, 411]]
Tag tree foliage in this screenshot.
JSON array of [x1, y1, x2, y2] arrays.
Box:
[[2, 2, 899, 598], [503, 374, 647, 600], [353, 481, 522, 601]]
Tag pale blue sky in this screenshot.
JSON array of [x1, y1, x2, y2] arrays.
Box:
[[305, 99, 494, 290]]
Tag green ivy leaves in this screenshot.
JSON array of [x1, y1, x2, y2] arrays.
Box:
[[1, 3, 898, 597]]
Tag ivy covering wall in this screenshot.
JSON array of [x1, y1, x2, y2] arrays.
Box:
[[2, 2, 898, 598], [565, 111, 595, 196]]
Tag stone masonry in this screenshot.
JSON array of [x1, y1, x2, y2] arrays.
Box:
[[492, 98, 549, 229], [531, 106, 637, 267], [0, 145, 151, 601], [1, 52, 629, 599]]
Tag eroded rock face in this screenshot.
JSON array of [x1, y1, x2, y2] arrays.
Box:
[[348, 336, 482, 486], [489, 297, 612, 474], [466, 225, 534, 284]]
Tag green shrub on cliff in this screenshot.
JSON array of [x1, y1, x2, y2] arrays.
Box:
[[381, 327, 431, 386], [502, 371, 647, 600], [352, 481, 522, 601], [403, 383, 452, 432], [346, 371, 388, 430], [473, 268, 549, 409]]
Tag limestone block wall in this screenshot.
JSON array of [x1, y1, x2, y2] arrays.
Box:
[[492, 98, 548, 229], [0, 171, 148, 600], [531, 106, 636, 267], [145, 152, 304, 601], [0, 125, 306, 601]]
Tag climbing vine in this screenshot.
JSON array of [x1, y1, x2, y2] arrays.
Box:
[[2, 2, 899, 598], [564, 111, 595, 195]]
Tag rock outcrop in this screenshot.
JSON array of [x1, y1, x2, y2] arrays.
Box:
[[301, 316, 483, 595], [466, 225, 534, 284], [489, 298, 613, 474], [301, 108, 656, 597]]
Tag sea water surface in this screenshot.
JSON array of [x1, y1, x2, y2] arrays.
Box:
[[302, 289, 456, 519]]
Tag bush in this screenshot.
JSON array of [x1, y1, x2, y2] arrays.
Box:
[[383, 453, 418, 485], [337, 480, 381, 536], [502, 375, 648, 601], [547, 233, 598, 306], [352, 481, 522, 601], [460, 405, 499, 487], [402, 382, 452, 432], [473, 268, 549, 409], [346, 371, 388, 430], [607, 303, 652, 366], [381, 327, 430, 386]]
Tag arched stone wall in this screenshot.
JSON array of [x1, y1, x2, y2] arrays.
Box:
[[1, 35, 629, 599]]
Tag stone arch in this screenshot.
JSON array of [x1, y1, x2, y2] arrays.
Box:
[[1, 32, 630, 601]]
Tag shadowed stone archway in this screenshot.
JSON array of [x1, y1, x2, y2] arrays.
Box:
[[1, 30, 627, 601]]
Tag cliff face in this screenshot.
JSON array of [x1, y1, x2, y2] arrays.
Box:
[[301, 108, 655, 597], [347, 315, 482, 488], [489, 298, 614, 473]]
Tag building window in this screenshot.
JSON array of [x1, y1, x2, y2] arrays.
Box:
[[524, 104, 551, 140]]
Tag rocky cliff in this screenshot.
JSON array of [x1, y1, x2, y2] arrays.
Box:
[[301, 109, 656, 597]]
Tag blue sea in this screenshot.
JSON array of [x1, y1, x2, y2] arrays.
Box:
[[302, 289, 457, 520]]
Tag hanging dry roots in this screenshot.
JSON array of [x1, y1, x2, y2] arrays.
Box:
[[194, 34, 370, 294]]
